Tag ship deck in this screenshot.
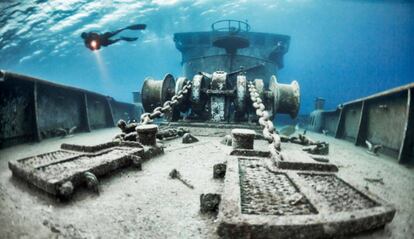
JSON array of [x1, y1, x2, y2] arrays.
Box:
[[0, 127, 413, 238]]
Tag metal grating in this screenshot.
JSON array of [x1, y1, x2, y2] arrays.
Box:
[[18, 150, 80, 168], [36, 148, 135, 182], [239, 158, 317, 215], [299, 173, 378, 212]]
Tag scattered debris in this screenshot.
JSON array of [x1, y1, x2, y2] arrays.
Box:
[[182, 133, 199, 144], [114, 119, 139, 141], [42, 219, 49, 226], [56, 128, 66, 136], [365, 140, 382, 156], [290, 133, 316, 146], [364, 177, 384, 185], [123, 132, 138, 141], [288, 194, 305, 206], [50, 224, 61, 233], [169, 169, 194, 189], [56, 126, 77, 138], [310, 155, 330, 163], [200, 193, 221, 213], [220, 135, 232, 146], [303, 142, 329, 155], [157, 127, 189, 140], [117, 119, 138, 134], [280, 134, 290, 142], [213, 163, 227, 179]]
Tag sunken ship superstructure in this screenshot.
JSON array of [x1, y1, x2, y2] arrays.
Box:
[[2, 20, 407, 239], [141, 20, 299, 124]]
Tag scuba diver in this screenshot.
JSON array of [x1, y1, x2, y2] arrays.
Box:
[[81, 24, 146, 51]]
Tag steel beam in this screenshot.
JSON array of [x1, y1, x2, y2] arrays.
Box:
[[334, 107, 344, 138], [105, 97, 115, 127], [83, 93, 91, 132], [355, 101, 368, 146], [398, 89, 414, 164], [33, 80, 42, 142]]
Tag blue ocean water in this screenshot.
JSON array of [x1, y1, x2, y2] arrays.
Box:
[[0, 0, 413, 114]]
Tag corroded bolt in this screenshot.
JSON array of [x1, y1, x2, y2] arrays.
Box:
[[169, 169, 194, 189], [200, 193, 221, 213], [136, 124, 158, 146], [213, 163, 226, 179], [231, 129, 256, 150], [58, 181, 74, 199]]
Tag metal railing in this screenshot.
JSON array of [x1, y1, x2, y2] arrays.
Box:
[[211, 20, 250, 33]]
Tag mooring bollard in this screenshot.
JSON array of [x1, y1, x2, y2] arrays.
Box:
[[136, 124, 158, 146], [231, 128, 255, 150]]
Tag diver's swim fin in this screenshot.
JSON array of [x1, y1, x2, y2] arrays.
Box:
[[127, 24, 146, 30], [120, 37, 138, 42]]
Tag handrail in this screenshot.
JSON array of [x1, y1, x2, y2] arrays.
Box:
[[211, 20, 250, 32]]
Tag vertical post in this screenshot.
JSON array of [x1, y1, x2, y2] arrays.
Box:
[[83, 93, 91, 132], [105, 97, 115, 127], [398, 89, 413, 164], [334, 106, 345, 139], [355, 101, 368, 146], [33, 81, 42, 142], [231, 129, 256, 150], [136, 125, 158, 146]]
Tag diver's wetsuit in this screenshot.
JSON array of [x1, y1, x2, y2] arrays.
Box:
[[81, 24, 146, 50]]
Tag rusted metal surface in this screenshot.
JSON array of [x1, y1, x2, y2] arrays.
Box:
[[270, 75, 300, 118], [218, 156, 395, 238], [343, 82, 414, 105], [336, 102, 363, 142], [399, 88, 414, 164], [164, 103, 397, 238], [0, 77, 36, 146], [140, 80, 192, 124], [1, 20, 403, 239], [365, 95, 407, 157], [141, 74, 176, 113], [308, 83, 414, 164], [174, 19, 289, 88], [140, 71, 300, 123], [8, 141, 145, 198], [0, 71, 140, 148]]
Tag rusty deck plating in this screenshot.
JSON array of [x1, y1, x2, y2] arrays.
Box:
[[217, 154, 395, 238], [8, 141, 146, 198]]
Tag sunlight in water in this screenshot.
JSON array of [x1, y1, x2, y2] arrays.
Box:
[[93, 50, 112, 90]]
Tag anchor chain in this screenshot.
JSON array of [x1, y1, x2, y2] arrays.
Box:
[[247, 81, 282, 160], [140, 81, 192, 125]]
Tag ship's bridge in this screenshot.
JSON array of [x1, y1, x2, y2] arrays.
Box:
[[174, 20, 290, 88]]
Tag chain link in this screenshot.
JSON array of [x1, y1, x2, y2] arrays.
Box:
[[247, 81, 282, 160], [140, 82, 192, 125], [138, 78, 281, 159]]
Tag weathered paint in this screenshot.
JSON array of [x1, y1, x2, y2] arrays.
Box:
[[307, 83, 414, 164], [174, 29, 290, 87], [0, 71, 140, 148]]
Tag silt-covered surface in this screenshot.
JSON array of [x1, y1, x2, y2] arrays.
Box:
[[0, 128, 413, 238]]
